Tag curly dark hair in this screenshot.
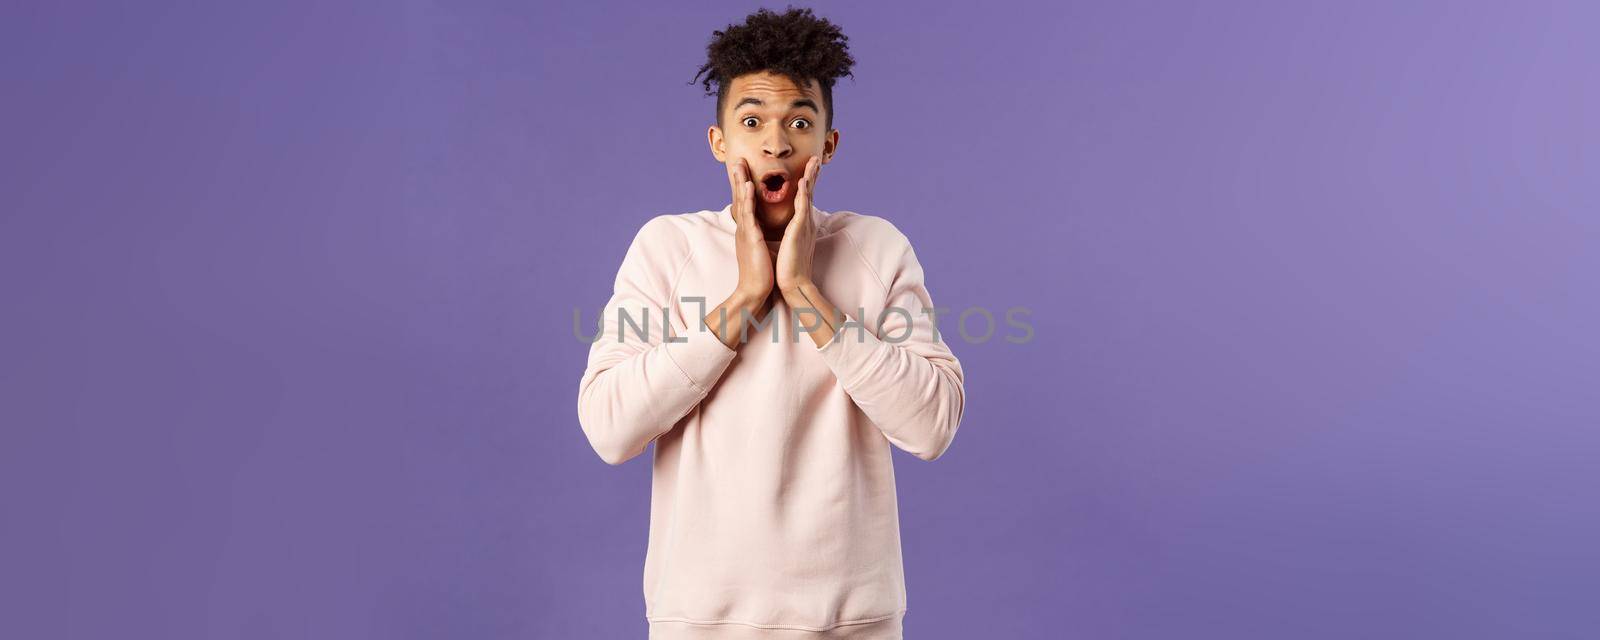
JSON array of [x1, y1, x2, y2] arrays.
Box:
[[690, 6, 856, 131]]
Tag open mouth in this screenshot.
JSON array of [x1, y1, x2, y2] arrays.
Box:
[[757, 171, 790, 204]]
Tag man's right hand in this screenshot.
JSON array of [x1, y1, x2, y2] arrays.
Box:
[[698, 158, 777, 350], [727, 157, 776, 300]]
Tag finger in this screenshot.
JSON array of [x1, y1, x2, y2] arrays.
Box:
[[741, 181, 754, 220], [798, 174, 813, 216], [731, 164, 750, 223], [726, 159, 741, 201], [745, 183, 763, 231], [729, 159, 753, 211], [791, 186, 810, 231], [741, 159, 758, 216], [799, 157, 819, 213]]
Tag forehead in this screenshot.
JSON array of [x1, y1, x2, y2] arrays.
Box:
[[726, 71, 821, 108]]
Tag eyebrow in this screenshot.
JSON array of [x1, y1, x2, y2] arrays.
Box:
[[733, 97, 819, 114]]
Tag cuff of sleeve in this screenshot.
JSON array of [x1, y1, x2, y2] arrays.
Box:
[[814, 313, 881, 384], [663, 320, 738, 394]]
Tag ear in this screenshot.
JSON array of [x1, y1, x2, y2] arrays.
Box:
[[708, 125, 726, 163], [822, 128, 840, 164]]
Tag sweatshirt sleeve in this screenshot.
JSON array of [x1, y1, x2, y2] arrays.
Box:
[[815, 223, 967, 461], [576, 215, 738, 465]]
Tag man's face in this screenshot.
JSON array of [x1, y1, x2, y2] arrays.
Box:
[[708, 71, 839, 221]]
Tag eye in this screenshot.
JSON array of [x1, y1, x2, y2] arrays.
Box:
[[790, 118, 812, 130], [742, 116, 759, 128]]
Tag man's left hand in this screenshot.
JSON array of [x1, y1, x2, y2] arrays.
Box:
[[776, 155, 822, 293]]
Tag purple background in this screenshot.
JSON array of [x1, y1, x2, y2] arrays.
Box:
[[4, 1, 1597, 638]]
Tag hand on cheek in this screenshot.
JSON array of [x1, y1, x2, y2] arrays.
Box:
[[728, 157, 775, 301], [776, 156, 821, 293], [775, 155, 840, 346]]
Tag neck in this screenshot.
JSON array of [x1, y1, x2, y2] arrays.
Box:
[[755, 202, 794, 239]]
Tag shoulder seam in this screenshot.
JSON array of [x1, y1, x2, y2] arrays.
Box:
[[665, 216, 696, 323], [839, 223, 891, 300]]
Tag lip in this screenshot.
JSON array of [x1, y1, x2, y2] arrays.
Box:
[[755, 168, 792, 204]]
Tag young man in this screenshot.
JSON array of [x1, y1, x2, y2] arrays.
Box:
[[577, 8, 965, 639]]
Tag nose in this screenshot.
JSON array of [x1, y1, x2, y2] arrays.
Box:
[[762, 125, 793, 159]]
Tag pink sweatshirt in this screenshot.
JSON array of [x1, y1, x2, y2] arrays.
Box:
[[577, 203, 966, 639]]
